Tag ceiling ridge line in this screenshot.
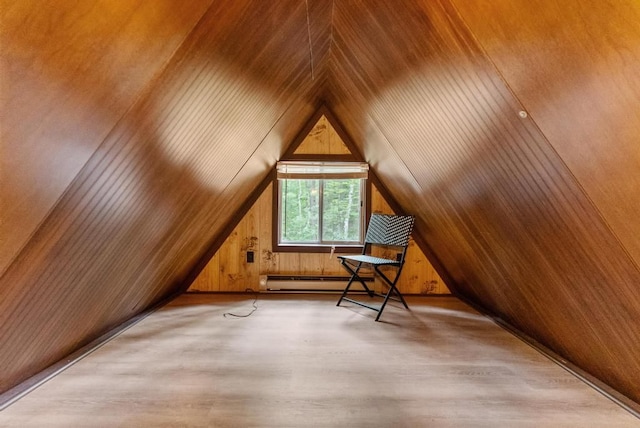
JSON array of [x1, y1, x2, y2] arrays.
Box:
[[327, 0, 337, 78], [304, 0, 315, 80]]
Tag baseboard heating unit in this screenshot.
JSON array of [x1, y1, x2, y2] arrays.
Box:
[[260, 275, 374, 292]]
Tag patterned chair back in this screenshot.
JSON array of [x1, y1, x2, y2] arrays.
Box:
[[364, 214, 415, 247]]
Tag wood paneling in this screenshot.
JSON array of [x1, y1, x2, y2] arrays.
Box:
[[0, 0, 331, 394], [189, 115, 448, 294], [452, 0, 640, 265], [0, 0, 215, 274], [189, 181, 448, 295], [3, 0, 639, 407], [294, 115, 351, 155], [325, 0, 640, 403]]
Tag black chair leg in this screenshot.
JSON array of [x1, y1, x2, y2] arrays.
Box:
[[337, 274, 356, 306], [375, 283, 404, 321], [375, 267, 409, 309], [337, 261, 373, 306]]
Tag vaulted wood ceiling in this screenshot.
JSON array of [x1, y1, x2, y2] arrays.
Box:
[[2, 0, 639, 405]]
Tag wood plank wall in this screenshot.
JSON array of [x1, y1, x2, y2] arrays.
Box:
[[3, 0, 638, 406], [189, 123, 448, 295], [325, 0, 640, 403], [292, 115, 352, 155], [452, 0, 640, 268], [0, 0, 332, 394], [0, 0, 215, 274]]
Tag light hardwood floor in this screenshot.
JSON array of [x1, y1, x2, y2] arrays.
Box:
[[1, 293, 638, 427]]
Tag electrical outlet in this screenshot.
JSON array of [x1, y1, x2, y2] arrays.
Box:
[[247, 251, 254, 263]]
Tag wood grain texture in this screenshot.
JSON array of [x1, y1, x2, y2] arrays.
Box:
[[3, 0, 639, 408], [189, 111, 447, 294], [325, 0, 640, 403], [189, 181, 448, 295], [0, 0, 331, 393], [293, 115, 351, 155], [452, 0, 640, 265], [0, 0, 215, 274], [1, 294, 637, 426]]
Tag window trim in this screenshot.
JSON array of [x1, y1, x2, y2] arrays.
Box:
[[272, 172, 371, 254]]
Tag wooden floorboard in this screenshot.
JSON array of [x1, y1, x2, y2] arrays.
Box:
[[0, 293, 637, 427]]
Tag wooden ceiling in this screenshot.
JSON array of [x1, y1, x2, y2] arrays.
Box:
[[1, 0, 639, 406]]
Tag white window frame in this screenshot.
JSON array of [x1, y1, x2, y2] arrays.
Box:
[[275, 161, 369, 249]]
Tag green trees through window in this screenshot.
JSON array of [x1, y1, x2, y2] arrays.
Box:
[[322, 179, 361, 241], [280, 178, 363, 244]]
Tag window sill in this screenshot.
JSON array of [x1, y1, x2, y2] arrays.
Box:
[[273, 244, 363, 254]]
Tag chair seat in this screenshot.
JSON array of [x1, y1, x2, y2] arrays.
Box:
[[338, 254, 399, 266]]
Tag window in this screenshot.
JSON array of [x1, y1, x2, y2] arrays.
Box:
[[275, 161, 369, 251]]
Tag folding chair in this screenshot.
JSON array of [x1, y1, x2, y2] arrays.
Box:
[[337, 214, 415, 321]]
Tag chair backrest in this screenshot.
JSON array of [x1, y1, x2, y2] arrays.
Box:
[[364, 214, 415, 247]]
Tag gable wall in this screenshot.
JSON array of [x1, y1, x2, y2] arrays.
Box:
[[190, 115, 447, 294]]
